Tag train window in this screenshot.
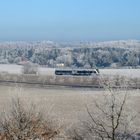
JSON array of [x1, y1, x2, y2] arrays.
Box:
[[93, 71, 97, 74]]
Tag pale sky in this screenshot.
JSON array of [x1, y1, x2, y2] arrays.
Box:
[[0, 0, 140, 41]]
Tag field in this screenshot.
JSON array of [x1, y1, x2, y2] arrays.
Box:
[[0, 64, 139, 90], [0, 84, 140, 129], [0, 64, 140, 78], [0, 65, 140, 138], [100, 69, 140, 78]]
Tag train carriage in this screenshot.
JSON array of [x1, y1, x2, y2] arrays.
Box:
[[55, 69, 99, 76]]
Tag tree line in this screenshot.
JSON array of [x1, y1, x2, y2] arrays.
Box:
[[0, 42, 139, 68]]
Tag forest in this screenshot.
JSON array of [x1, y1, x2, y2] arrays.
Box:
[[0, 40, 139, 68]]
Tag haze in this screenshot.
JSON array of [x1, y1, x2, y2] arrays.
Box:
[[0, 0, 140, 41]]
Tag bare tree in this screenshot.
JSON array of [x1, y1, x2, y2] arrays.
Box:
[[0, 98, 59, 140], [22, 61, 38, 74], [68, 86, 139, 140]]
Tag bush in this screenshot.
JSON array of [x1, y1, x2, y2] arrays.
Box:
[[0, 98, 59, 140], [22, 62, 38, 74]]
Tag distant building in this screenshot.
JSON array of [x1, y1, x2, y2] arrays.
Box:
[[56, 63, 65, 68]]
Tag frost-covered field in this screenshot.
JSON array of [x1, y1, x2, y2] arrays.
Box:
[[0, 64, 22, 74], [0, 85, 140, 127], [0, 64, 55, 75], [0, 64, 140, 78], [100, 69, 140, 78]]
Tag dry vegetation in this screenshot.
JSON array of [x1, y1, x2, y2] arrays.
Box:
[[67, 86, 140, 140], [0, 79, 139, 139], [0, 72, 140, 89], [0, 73, 100, 87], [0, 98, 59, 140]]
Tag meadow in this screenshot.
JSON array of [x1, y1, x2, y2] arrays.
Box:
[[0, 84, 140, 128], [0, 65, 140, 139]]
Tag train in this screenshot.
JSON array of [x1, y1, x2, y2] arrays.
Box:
[[55, 69, 99, 76]]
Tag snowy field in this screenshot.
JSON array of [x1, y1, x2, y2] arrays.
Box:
[[0, 64, 23, 74], [100, 69, 140, 78], [0, 85, 139, 127], [0, 64, 140, 78]]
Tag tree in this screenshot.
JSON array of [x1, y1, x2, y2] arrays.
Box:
[[22, 62, 38, 74], [68, 85, 139, 140]]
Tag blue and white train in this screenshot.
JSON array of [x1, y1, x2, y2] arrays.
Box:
[[55, 69, 99, 76]]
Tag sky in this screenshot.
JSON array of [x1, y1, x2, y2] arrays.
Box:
[[0, 0, 140, 42]]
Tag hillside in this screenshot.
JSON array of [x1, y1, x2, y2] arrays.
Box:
[[0, 40, 139, 68]]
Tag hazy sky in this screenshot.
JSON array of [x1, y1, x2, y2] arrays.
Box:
[[0, 0, 140, 41]]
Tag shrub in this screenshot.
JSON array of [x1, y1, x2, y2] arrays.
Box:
[[0, 98, 59, 140]]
